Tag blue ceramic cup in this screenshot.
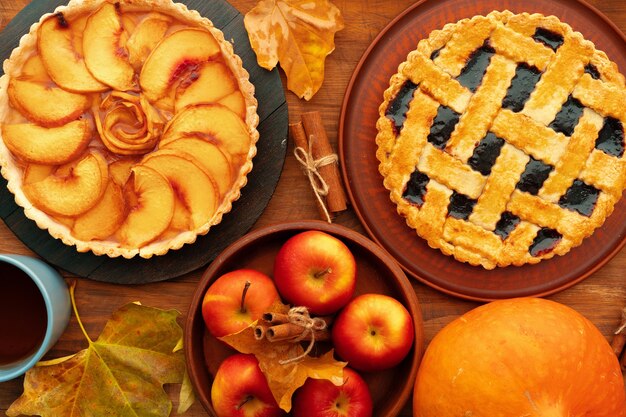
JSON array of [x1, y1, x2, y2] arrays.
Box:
[[0, 254, 71, 382]]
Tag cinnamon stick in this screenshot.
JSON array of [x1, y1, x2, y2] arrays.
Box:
[[300, 111, 348, 213], [265, 323, 330, 343], [254, 325, 266, 341], [290, 121, 329, 220], [263, 312, 334, 327]]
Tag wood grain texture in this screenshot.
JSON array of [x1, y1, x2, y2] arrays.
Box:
[[1, 0, 625, 416]]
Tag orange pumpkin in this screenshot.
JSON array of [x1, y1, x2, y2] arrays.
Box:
[[414, 298, 626, 417]]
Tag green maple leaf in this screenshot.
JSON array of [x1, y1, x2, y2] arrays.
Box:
[[7, 285, 193, 417]]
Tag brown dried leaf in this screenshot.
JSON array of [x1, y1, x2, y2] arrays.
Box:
[[7, 294, 190, 417], [244, 0, 344, 100], [220, 302, 346, 411]]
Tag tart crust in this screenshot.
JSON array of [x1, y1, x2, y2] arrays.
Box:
[[0, 0, 259, 258], [376, 11, 626, 269]]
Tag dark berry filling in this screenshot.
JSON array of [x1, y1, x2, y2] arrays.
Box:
[[456, 43, 496, 92], [558, 179, 600, 217], [427, 105, 460, 149], [584, 63, 601, 80], [549, 95, 585, 137], [532, 28, 564, 51], [516, 157, 553, 195], [403, 171, 430, 207], [529, 228, 562, 257], [494, 212, 521, 240], [502, 63, 542, 113], [595, 117, 624, 157], [468, 132, 505, 175], [448, 192, 477, 220], [385, 80, 418, 135]]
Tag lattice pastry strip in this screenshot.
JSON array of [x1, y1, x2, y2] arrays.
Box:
[[376, 11, 626, 269], [539, 109, 604, 202]]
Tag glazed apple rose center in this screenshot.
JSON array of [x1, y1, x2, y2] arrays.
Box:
[[94, 92, 163, 155]]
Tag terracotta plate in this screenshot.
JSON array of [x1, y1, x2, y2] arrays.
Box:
[[185, 220, 424, 417], [339, 0, 626, 301]]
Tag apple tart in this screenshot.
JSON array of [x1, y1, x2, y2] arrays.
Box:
[[0, 0, 259, 258], [376, 11, 626, 269]]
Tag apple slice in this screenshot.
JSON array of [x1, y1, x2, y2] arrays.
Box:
[[38, 13, 108, 93], [1, 120, 91, 165], [140, 28, 221, 102], [21, 55, 49, 82], [141, 150, 218, 229], [23, 152, 108, 217], [218, 90, 246, 120], [174, 61, 238, 112], [161, 137, 232, 196], [109, 157, 138, 186], [161, 104, 251, 157], [126, 13, 171, 70], [8, 79, 90, 127], [116, 165, 175, 248], [73, 181, 125, 241], [83, 2, 134, 91]]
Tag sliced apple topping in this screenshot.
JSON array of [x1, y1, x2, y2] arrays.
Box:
[[127, 13, 171, 71], [1, 120, 91, 165], [161, 104, 251, 157], [73, 181, 125, 241], [8, 80, 90, 128], [174, 61, 239, 112], [217, 90, 246, 120], [141, 150, 218, 229], [93, 92, 162, 155], [23, 151, 108, 217], [161, 137, 232, 197], [83, 2, 135, 91], [116, 165, 174, 248], [140, 28, 221, 103], [38, 13, 108, 93], [109, 157, 138, 186]]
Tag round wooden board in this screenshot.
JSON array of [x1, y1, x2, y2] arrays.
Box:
[[339, 0, 626, 301], [0, 0, 288, 284]]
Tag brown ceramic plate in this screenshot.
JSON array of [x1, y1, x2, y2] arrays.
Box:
[[339, 0, 626, 301], [185, 220, 424, 417]]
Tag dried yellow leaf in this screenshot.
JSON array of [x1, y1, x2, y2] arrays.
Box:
[[244, 0, 344, 100]]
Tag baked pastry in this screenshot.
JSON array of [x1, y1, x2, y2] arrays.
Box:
[[0, 0, 259, 258], [376, 11, 626, 269]]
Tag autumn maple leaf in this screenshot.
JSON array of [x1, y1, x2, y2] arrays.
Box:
[[244, 0, 344, 100], [7, 284, 192, 417]]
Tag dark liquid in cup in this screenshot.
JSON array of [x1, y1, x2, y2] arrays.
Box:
[[0, 262, 48, 365]]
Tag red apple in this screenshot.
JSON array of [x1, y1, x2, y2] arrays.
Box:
[[292, 367, 373, 417], [211, 353, 284, 417], [202, 269, 280, 337], [273, 230, 356, 315], [332, 293, 414, 372]]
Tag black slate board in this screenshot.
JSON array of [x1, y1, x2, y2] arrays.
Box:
[[0, 0, 288, 284]]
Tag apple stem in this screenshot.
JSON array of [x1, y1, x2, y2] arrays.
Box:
[[240, 280, 251, 313], [235, 395, 254, 410], [314, 267, 332, 279]]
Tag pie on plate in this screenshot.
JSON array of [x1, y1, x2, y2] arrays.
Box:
[[376, 11, 626, 269], [0, 0, 259, 258]]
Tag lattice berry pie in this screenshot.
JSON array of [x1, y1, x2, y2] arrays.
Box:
[[376, 11, 626, 269], [0, 0, 258, 258]]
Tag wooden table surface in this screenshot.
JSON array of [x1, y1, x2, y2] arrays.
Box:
[[1, 0, 625, 415]]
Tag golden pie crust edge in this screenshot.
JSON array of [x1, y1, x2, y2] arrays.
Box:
[[375, 10, 626, 269], [0, 0, 260, 259]]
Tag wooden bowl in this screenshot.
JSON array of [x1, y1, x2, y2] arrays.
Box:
[[185, 220, 424, 417]]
